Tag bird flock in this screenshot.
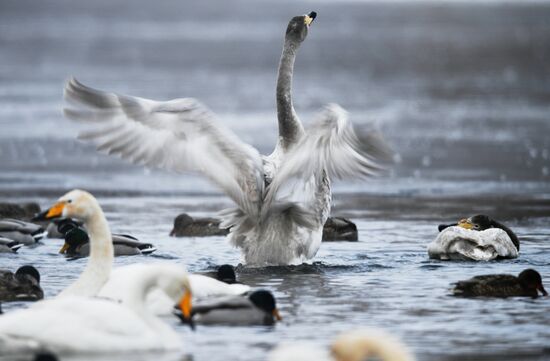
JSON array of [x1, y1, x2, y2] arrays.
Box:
[[0, 10, 547, 361]]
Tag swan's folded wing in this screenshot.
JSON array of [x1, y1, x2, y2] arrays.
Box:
[[265, 104, 392, 211], [64, 78, 264, 216]]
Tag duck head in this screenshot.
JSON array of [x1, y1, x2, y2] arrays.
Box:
[[285, 11, 316, 45], [518, 269, 547, 297], [249, 290, 282, 322], [457, 214, 492, 231], [216, 264, 237, 284], [33, 190, 99, 222]]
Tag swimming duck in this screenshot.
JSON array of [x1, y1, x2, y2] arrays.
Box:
[[428, 215, 518, 261], [63, 11, 389, 266], [170, 213, 228, 237], [0, 263, 192, 354], [0, 237, 22, 253], [0, 219, 45, 245], [0, 265, 43, 302], [56, 219, 156, 257], [33, 189, 114, 297], [268, 328, 415, 361], [452, 269, 547, 298], [177, 289, 281, 326]]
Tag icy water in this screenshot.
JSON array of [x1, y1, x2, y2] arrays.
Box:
[[1, 0, 550, 360]]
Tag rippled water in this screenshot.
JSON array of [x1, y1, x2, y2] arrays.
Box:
[[1, 0, 550, 360]]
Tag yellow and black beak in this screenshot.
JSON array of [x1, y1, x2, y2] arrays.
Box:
[[32, 202, 65, 221], [178, 289, 194, 329], [457, 218, 473, 230], [272, 308, 282, 321], [59, 242, 70, 254], [304, 11, 317, 26]]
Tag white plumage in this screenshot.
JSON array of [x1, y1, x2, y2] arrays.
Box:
[[428, 226, 519, 261]]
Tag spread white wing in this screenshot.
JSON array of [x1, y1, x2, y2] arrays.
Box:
[[64, 78, 264, 217]]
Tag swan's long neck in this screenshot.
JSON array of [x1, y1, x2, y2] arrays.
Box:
[[276, 39, 305, 151], [59, 204, 113, 298]]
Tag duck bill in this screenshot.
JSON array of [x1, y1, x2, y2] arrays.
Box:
[[457, 219, 473, 230], [33, 202, 65, 221], [304, 11, 316, 26], [272, 308, 282, 321], [59, 242, 70, 254], [539, 284, 548, 296]]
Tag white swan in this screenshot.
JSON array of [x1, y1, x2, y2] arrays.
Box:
[[101, 263, 250, 316], [268, 328, 415, 361], [62, 12, 389, 266], [34, 189, 114, 297], [0, 263, 192, 355]]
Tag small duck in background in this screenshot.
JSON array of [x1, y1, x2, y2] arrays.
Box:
[[0, 219, 45, 246], [428, 214, 519, 261], [0, 265, 44, 302], [56, 219, 156, 257], [0, 237, 22, 253], [452, 269, 547, 298], [177, 289, 281, 326], [170, 213, 228, 237]]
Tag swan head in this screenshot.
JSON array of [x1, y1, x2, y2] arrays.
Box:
[[285, 11, 316, 44], [518, 269, 547, 297], [150, 264, 194, 324], [331, 329, 414, 361], [34, 189, 99, 222]]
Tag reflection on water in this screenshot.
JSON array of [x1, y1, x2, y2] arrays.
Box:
[[1, 0, 550, 360]]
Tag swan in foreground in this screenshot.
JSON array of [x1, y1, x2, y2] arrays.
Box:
[[0, 266, 43, 302], [428, 215, 518, 261], [452, 269, 547, 298], [63, 11, 390, 266], [0, 263, 192, 355], [34, 189, 114, 297], [268, 328, 415, 361]]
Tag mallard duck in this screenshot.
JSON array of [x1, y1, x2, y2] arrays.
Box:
[[56, 219, 156, 257], [452, 269, 547, 298], [268, 328, 415, 361], [177, 289, 281, 326], [170, 213, 228, 237], [0, 263, 192, 354], [0, 219, 45, 246], [0, 265, 43, 302], [0, 237, 22, 253], [428, 215, 519, 261], [63, 11, 389, 266]]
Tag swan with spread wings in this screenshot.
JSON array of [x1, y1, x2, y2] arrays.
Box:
[[63, 12, 390, 266]]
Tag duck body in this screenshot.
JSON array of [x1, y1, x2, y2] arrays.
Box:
[[0, 219, 45, 245], [0, 266, 43, 302], [181, 290, 281, 326], [428, 226, 518, 261], [170, 213, 228, 237], [452, 269, 547, 298], [0, 237, 22, 253]]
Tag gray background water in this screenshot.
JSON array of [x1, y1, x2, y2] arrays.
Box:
[[1, 0, 550, 360]]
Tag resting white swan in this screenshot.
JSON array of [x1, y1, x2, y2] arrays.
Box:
[[63, 12, 390, 266], [101, 263, 250, 316], [0, 263, 192, 355], [34, 189, 114, 297], [428, 215, 519, 261], [268, 328, 415, 361]]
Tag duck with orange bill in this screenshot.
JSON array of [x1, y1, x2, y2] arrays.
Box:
[[428, 214, 519, 261]]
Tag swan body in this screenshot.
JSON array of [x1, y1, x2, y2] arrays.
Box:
[[428, 226, 518, 261], [268, 328, 415, 361], [62, 12, 388, 266], [0, 263, 192, 355], [34, 189, 114, 297]]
